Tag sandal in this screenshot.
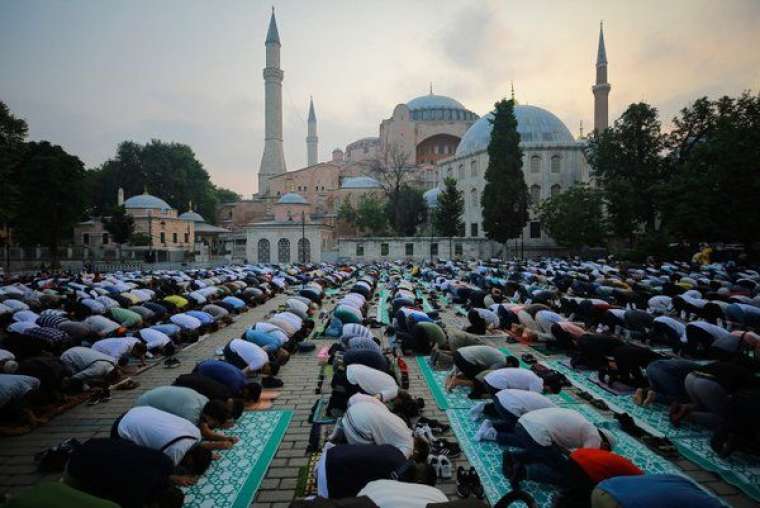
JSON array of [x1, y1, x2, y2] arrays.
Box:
[[468, 467, 484, 500], [456, 466, 470, 498]]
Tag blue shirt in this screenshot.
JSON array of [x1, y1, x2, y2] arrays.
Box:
[[186, 310, 214, 325], [195, 360, 247, 394], [243, 329, 280, 352], [222, 296, 245, 310], [597, 474, 723, 508], [151, 324, 180, 338]]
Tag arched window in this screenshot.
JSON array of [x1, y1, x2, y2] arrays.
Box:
[[470, 188, 479, 208], [257, 239, 270, 264], [297, 238, 311, 263], [551, 155, 561, 173], [530, 155, 541, 173], [551, 184, 562, 198], [277, 238, 290, 263], [458, 164, 464, 179], [470, 159, 478, 177], [530, 184, 541, 204]]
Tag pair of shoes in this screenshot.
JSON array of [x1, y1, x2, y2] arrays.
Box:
[[163, 357, 181, 369], [87, 389, 111, 406], [428, 454, 452, 479], [474, 420, 497, 442], [431, 438, 461, 458], [417, 416, 450, 434], [414, 424, 435, 443], [456, 466, 484, 499], [397, 358, 410, 389]]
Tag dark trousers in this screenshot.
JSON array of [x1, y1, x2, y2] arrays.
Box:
[[497, 423, 569, 485]]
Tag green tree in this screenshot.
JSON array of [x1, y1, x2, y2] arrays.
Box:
[[102, 205, 135, 259], [386, 186, 427, 236], [336, 197, 357, 224], [432, 177, 464, 237], [586, 103, 667, 239], [13, 141, 87, 266], [355, 194, 387, 235], [88, 140, 219, 221], [661, 92, 760, 253], [481, 98, 529, 255], [0, 101, 29, 269], [213, 186, 241, 205], [537, 185, 606, 250]]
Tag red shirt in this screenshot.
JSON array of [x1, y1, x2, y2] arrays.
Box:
[[570, 448, 643, 484]]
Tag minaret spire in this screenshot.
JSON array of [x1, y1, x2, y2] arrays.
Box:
[[307, 96, 318, 166], [510, 81, 515, 102], [592, 20, 611, 132], [429, 82, 433, 95], [258, 7, 287, 196]]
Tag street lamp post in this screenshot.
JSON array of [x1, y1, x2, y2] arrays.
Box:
[[301, 210, 306, 264]]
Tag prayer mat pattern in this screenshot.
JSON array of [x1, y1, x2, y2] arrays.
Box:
[[309, 397, 337, 424], [416, 356, 474, 410], [544, 359, 708, 439], [449, 404, 681, 507], [182, 410, 292, 508], [672, 436, 760, 501], [377, 288, 391, 325]]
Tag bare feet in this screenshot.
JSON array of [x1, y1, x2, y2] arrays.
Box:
[[643, 390, 657, 407], [633, 388, 646, 406]]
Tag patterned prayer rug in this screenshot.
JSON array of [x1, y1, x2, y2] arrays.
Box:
[[448, 404, 681, 507], [309, 397, 337, 424], [182, 410, 293, 508]]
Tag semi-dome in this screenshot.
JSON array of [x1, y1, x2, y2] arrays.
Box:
[[124, 193, 172, 210], [423, 187, 442, 208], [277, 192, 308, 205], [407, 94, 466, 111], [178, 210, 205, 223], [455, 105, 575, 158], [340, 176, 382, 189]]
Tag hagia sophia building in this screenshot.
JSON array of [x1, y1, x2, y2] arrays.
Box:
[[219, 9, 611, 263]]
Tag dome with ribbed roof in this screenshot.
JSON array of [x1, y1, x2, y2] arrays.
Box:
[[124, 193, 172, 210], [179, 210, 205, 223], [407, 94, 466, 111], [456, 105, 575, 157], [277, 192, 308, 205], [341, 176, 382, 189], [423, 187, 441, 208]]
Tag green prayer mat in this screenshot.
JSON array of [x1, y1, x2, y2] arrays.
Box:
[[448, 403, 681, 507], [376, 288, 391, 325], [528, 342, 562, 356], [415, 289, 435, 313], [325, 288, 341, 297], [182, 410, 293, 508], [672, 436, 760, 501], [543, 359, 708, 439], [309, 397, 337, 424], [416, 354, 576, 411]]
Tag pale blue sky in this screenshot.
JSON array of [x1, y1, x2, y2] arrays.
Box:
[[2, 0, 758, 196]]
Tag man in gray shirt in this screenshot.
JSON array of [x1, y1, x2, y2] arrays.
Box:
[[446, 345, 509, 394]]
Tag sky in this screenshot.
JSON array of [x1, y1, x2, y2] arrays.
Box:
[[2, 0, 759, 197]]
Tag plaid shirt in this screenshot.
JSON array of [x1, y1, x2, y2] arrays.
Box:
[[23, 326, 71, 343]]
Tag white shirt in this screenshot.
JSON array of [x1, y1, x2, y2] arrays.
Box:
[[7, 321, 38, 334], [139, 328, 172, 349], [484, 368, 544, 392], [170, 313, 202, 330], [85, 315, 121, 335], [346, 364, 398, 401], [0, 374, 40, 406], [2, 299, 29, 312], [229, 339, 268, 371], [342, 401, 413, 457], [0, 349, 15, 362], [274, 312, 303, 335], [61, 347, 116, 381], [495, 389, 556, 417], [358, 480, 447, 508], [519, 408, 601, 450], [117, 406, 201, 465], [12, 310, 39, 323], [654, 316, 687, 343], [92, 337, 140, 360]]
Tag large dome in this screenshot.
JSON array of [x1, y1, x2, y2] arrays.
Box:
[[178, 210, 205, 223], [455, 105, 575, 157], [407, 94, 466, 111], [423, 187, 441, 208], [341, 176, 382, 189], [124, 193, 172, 210]]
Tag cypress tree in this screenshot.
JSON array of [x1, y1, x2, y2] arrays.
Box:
[[481, 98, 529, 256]]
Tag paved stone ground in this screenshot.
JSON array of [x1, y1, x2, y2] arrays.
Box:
[[0, 283, 756, 507]]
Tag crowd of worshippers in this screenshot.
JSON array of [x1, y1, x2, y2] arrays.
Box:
[[302, 259, 750, 507], [0, 265, 353, 507]]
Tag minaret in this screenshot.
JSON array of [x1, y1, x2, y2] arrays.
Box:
[[258, 7, 287, 197], [592, 21, 611, 133], [306, 96, 318, 166]]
